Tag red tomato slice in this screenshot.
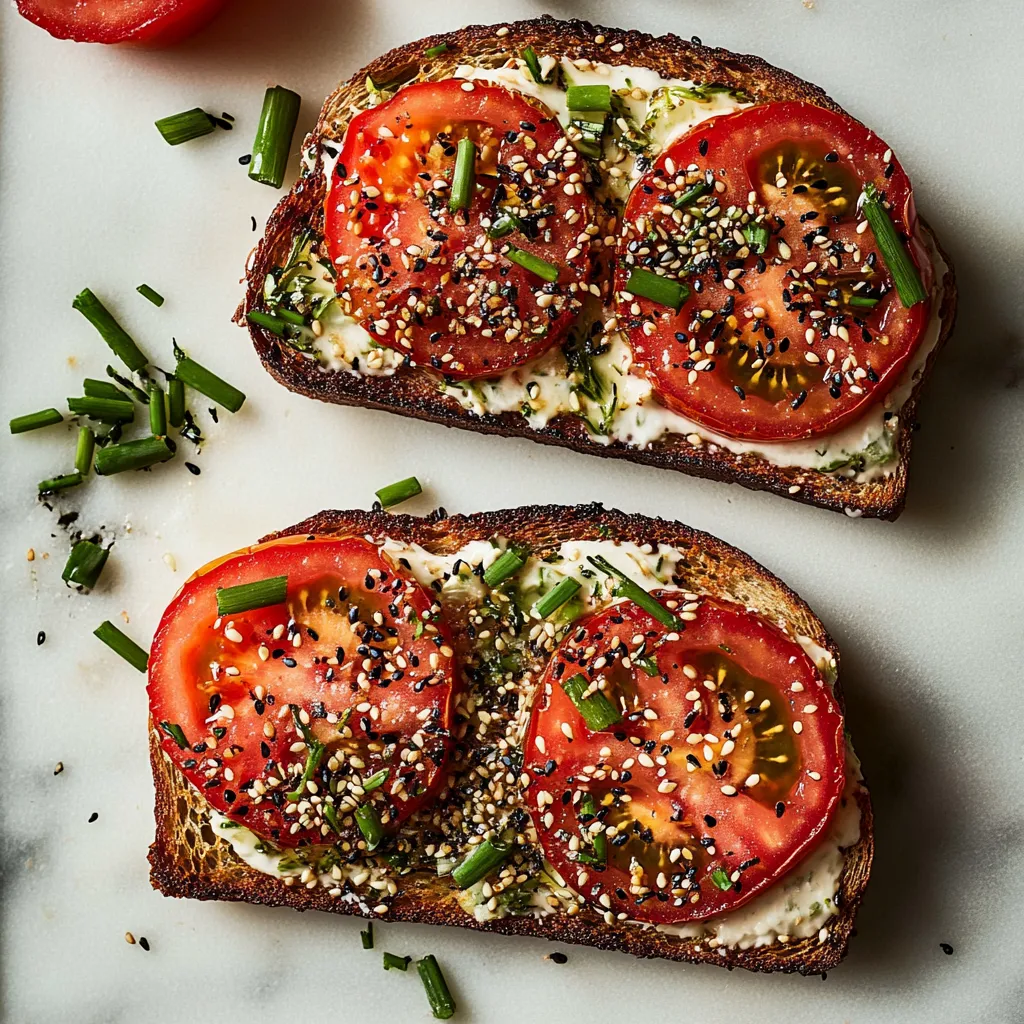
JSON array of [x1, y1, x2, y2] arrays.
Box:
[[525, 594, 845, 924], [148, 536, 457, 848], [616, 101, 932, 441], [15, 0, 227, 44], [325, 79, 597, 379]]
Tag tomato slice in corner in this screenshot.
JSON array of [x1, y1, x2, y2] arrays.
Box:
[[616, 101, 932, 441], [525, 594, 845, 924], [15, 0, 228, 45], [148, 536, 457, 848], [325, 79, 597, 379]]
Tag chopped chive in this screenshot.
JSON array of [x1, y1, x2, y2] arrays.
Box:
[[68, 396, 135, 423], [10, 408, 63, 434], [452, 834, 512, 889], [94, 620, 149, 672], [624, 267, 690, 312], [75, 427, 95, 476], [534, 577, 581, 618], [362, 768, 389, 792], [159, 721, 189, 749], [39, 471, 83, 493], [561, 674, 622, 731], [94, 436, 174, 476], [106, 365, 149, 404], [168, 377, 185, 427], [284, 703, 326, 801], [72, 289, 148, 372], [383, 951, 411, 971], [586, 555, 683, 629], [569, 115, 605, 159], [275, 307, 307, 327], [355, 803, 384, 850], [322, 802, 343, 836], [849, 294, 880, 309], [483, 548, 525, 586], [83, 378, 127, 400], [861, 183, 927, 307], [62, 540, 109, 590], [360, 922, 374, 949], [711, 867, 733, 891], [249, 86, 301, 188], [137, 283, 164, 306], [449, 137, 476, 213], [417, 955, 456, 1020], [148, 383, 167, 436], [522, 45, 545, 84], [424, 42, 449, 59], [579, 794, 606, 865], [155, 107, 216, 146], [486, 211, 519, 238], [566, 84, 612, 112], [505, 245, 559, 282], [742, 222, 769, 254], [216, 575, 288, 615], [174, 355, 246, 413], [636, 655, 660, 677], [673, 181, 711, 208], [246, 309, 290, 337], [375, 476, 422, 508]]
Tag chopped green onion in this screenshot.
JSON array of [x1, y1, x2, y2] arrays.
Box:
[[569, 116, 605, 159], [323, 802, 343, 836], [673, 181, 711, 208], [636, 655, 660, 677], [424, 42, 449, 59], [534, 577, 581, 618], [486, 211, 519, 238], [579, 793, 606, 865], [522, 45, 545, 84], [159, 721, 189, 749], [148, 382, 167, 436], [624, 267, 690, 313], [355, 803, 384, 850], [285, 703, 325, 801], [417, 955, 456, 1020], [83, 378, 127, 400], [274, 307, 307, 327], [383, 952, 411, 971], [742, 222, 769, 254], [505, 245, 559, 282], [168, 377, 185, 427], [586, 554, 683, 630], [62, 540, 109, 590], [362, 768, 389, 792], [216, 575, 288, 615], [137, 283, 165, 306], [10, 408, 63, 434], [711, 867, 733, 891], [449, 137, 476, 213], [861, 183, 927, 307], [68, 396, 135, 423], [106, 365, 149, 404], [75, 426, 95, 476], [94, 620, 149, 672], [452, 834, 512, 889], [561, 674, 622, 731], [249, 86, 301, 188], [361, 922, 374, 949], [72, 289, 148, 372], [94, 436, 174, 476], [566, 85, 612, 112], [375, 476, 422, 508], [246, 309, 290, 337], [38, 471, 83, 493], [849, 294, 880, 309], [155, 107, 216, 146], [483, 548, 525, 586], [174, 355, 246, 413]]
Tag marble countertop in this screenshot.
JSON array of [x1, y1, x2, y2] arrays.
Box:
[[1, 1, 1021, 1021]]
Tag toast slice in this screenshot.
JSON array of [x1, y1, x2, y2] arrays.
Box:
[[237, 16, 957, 520], [148, 504, 873, 974]]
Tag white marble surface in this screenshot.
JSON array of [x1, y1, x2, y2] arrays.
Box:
[[2, 1, 1022, 1021]]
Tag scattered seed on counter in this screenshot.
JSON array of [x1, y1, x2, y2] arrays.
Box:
[[125, 932, 136, 945], [88, 812, 98, 823], [37, 631, 45, 645], [53, 762, 64, 776]]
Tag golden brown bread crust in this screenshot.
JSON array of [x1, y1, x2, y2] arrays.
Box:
[[237, 15, 958, 520], [148, 504, 874, 974]]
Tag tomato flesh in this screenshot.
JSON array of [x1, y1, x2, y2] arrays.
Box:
[[525, 594, 845, 924], [325, 79, 596, 379], [15, 0, 227, 44], [148, 536, 457, 848], [616, 101, 932, 441]]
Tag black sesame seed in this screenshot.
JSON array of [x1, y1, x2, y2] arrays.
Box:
[[940, 942, 954, 955], [88, 812, 98, 823], [36, 631, 45, 645]]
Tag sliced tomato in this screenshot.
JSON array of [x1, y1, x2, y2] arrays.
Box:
[[148, 536, 457, 848], [616, 101, 932, 441], [325, 79, 597, 379], [525, 594, 845, 924], [15, 0, 228, 44]]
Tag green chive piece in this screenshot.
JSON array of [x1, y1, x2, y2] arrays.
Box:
[[72, 289, 148, 372], [155, 107, 216, 146], [742, 222, 769, 254], [534, 577, 581, 618], [83, 378, 127, 400], [148, 382, 167, 436], [284, 703, 326, 801], [505, 245, 559, 282], [322, 802, 343, 836], [94, 620, 149, 672], [275, 307, 307, 327], [424, 42, 449, 59], [452, 835, 512, 889], [249, 86, 301, 188], [75, 427, 95, 476], [483, 548, 526, 586], [68, 396, 136, 424], [522, 45, 545, 84], [711, 867, 733, 891], [362, 768, 389, 792], [361, 922, 374, 949], [174, 355, 246, 413], [561, 674, 622, 731], [38, 471, 83, 493], [62, 540, 109, 590], [383, 952, 411, 971], [106, 366, 149, 404], [586, 555, 683, 629], [579, 794, 607, 865], [449, 137, 476, 213], [569, 116, 605, 159], [137, 283, 165, 307], [417, 955, 456, 1020], [861, 183, 927, 308], [486, 211, 519, 238], [355, 803, 384, 850], [94, 436, 174, 476], [159, 721, 189, 749], [246, 310, 290, 337], [566, 85, 612, 112], [673, 180, 711, 208], [624, 267, 690, 313], [216, 575, 288, 615], [849, 294, 880, 309], [375, 476, 422, 508], [168, 377, 185, 428], [10, 408, 63, 434]]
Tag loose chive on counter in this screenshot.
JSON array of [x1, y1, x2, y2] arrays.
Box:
[[505, 245, 559, 282], [83, 378, 127, 401], [62, 540, 109, 590], [72, 289, 148, 372], [148, 382, 167, 436], [861, 183, 927, 307], [216, 575, 288, 616], [174, 355, 246, 413], [94, 436, 174, 476], [75, 427, 95, 476], [383, 952, 411, 971], [355, 804, 384, 850], [106, 366, 150, 404], [624, 267, 690, 313], [534, 577, 581, 618], [451, 835, 511, 889], [248, 86, 301, 188], [39, 471, 83, 493], [10, 408, 63, 434], [565, 84, 612, 112], [586, 554, 683, 629], [68, 396, 135, 424], [449, 137, 476, 213], [483, 548, 525, 586], [561, 673, 622, 731], [522, 45, 545, 83], [137, 283, 165, 307], [375, 476, 422, 508], [360, 923, 374, 949], [155, 107, 216, 146], [167, 377, 185, 428], [417, 955, 456, 1020], [94, 620, 149, 672]]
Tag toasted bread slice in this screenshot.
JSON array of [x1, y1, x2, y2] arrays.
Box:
[[237, 16, 957, 520], [148, 504, 873, 974]]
